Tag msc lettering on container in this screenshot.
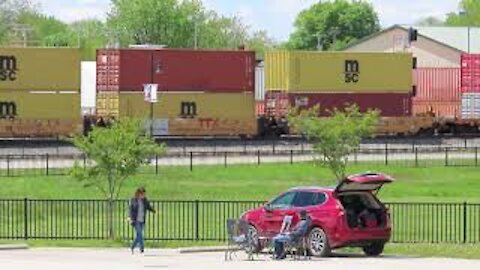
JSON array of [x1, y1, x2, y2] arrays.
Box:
[[0, 101, 17, 119], [180, 102, 197, 118], [0, 55, 18, 81], [344, 60, 359, 84]]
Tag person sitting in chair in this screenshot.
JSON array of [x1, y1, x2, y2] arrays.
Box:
[[273, 210, 310, 260]]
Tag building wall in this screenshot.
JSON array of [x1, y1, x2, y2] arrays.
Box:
[[344, 27, 462, 68]]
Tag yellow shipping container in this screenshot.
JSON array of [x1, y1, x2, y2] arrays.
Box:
[[265, 51, 413, 93], [0, 47, 80, 91], [98, 92, 257, 136], [0, 90, 81, 137]]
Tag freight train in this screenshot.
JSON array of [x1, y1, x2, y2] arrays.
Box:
[[0, 46, 479, 138]]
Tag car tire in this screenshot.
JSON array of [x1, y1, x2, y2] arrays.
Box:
[[247, 224, 263, 253], [362, 242, 385, 257], [307, 227, 331, 257]]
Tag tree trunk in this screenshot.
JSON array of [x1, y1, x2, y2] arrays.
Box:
[[107, 198, 115, 239]]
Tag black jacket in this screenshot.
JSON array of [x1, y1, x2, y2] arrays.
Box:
[[129, 198, 155, 224]]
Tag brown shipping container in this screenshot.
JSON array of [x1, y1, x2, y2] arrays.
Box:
[[96, 49, 255, 92], [0, 47, 80, 91], [414, 68, 461, 102], [289, 93, 412, 117], [413, 100, 460, 118]]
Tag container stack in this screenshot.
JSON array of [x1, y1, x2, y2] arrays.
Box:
[[0, 47, 81, 137], [460, 54, 480, 119], [96, 48, 257, 136], [413, 68, 461, 118], [263, 51, 414, 118]]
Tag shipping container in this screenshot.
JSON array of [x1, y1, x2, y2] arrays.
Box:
[[414, 68, 461, 102], [413, 100, 460, 118], [0, 47, 80, 91], [0, 90, 81, 137], [265, 91, 289, 119], [461, 54, 480, 92], [288, 93, 412, 117], [461, 93, 480, 119], [265, 51, 413, 93], [255, 101, 265, 116], [98, 91, 257, 136], [96, 49, 255, 93], [81, 61, 96, 111], [255, 62, 265, 100]]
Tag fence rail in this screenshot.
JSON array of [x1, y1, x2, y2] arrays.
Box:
[[1, 199, 479, 243], [0, 146, 479, 177]]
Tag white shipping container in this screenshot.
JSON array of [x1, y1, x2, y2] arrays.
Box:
[[461, 93, 480, 119], [81, 61, 97, 113], [255, 62, 265, 101]]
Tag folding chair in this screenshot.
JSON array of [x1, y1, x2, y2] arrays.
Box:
[[286, 218, 312, 260], [269, 215, 293, 259], [225, 219, 256, 261]]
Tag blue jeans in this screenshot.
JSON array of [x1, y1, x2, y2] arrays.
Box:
[[273, 234, 292, 259], [131, 222, 145, 251]]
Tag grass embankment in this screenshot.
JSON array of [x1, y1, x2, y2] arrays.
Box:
[[1, 163, 479, 202]]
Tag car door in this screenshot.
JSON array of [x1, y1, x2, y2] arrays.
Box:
[[261, 191, 297, 236]]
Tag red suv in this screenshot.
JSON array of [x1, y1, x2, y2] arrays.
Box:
[[241, 172, 393, 257]]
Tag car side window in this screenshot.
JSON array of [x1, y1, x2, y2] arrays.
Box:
[[269, 192, 296, 209], [313, 192, 327, 205], [292, 192, 316, 207]]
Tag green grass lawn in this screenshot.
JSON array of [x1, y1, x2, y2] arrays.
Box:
[[0, 163, 479, 202]]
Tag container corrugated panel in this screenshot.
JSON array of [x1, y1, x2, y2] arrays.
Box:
[[461, 93, 480, 119], [96, 91, 119, 117], [288, 93, 412, 117], [265, 91, 289, 118], [255, 101, 265, 116], [413, 100, 460, 118], [414, 68, 461, 102], [461, 54, 480, 92], [117, 92, 257, 136], [0, 48, 80, 91], [97, 49, 255, 92], [255, 63, 265, 100], [265, 51, 413, 93], [0, 90, 81, 137]]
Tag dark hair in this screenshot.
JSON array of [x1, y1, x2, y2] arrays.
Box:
[[134, 187, 146, 198]]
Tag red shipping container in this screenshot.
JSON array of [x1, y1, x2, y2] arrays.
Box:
[[461, 54, 480, 92], [414, 68, 461, 102], [413, 100, 460, 118], [288, 93, 412, 117], [96, 49, 255, 92], [265, 91, 289, 118]]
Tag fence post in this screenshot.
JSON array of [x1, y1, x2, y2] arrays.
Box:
[[463, 202, 467, 244], [445, 148, 449, 167], [190, 152, 193, 172], [475, 147, 478, 167], [412, 140, 415, 153], [195, 200, 199, 241], [6, 154, 10, 177], [224, 152, 227, 168], [465, 138, 468, 149], [257, 150, 260, 165], [155, 155, 159, 175], [415, 147, 418, 167], [273, 140, 276, 154], [385, 143, 388, 166], [290, 150, 293, 165], [46, 154, 49, 176], [24, 198, 28, 240]]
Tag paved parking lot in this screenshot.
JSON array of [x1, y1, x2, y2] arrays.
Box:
[[1, 248, 480, 270]]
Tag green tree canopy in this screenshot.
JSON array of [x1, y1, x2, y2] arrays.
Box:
[[288, 105, 379, 181], [415, 16, 445, 26], [0, 0, 38, 44], [286, 0, 380, 51], [446, 0, 480, 26]]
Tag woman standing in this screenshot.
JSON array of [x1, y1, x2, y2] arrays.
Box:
[[129, 187, 155, 254]]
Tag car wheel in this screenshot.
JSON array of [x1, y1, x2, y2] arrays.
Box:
[[247, 224, 263, 253], [307, 227, 331, 257], [362, 242, 385, 257]]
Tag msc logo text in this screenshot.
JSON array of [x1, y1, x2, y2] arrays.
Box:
[[180, 102, 197, 118], [0, 55, 18, 81], [0, 101, 17, 119], [344, 60, 359, 84]]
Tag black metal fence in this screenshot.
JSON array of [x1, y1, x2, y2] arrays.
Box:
[[1, 199, 479, 243], [0, 146, 480, 177]]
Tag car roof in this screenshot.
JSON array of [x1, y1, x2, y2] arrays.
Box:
[[288, 186, 335, 192]]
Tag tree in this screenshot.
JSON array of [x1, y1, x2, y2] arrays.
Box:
[[70, 19, 108, 60], [288, 105, 379, 181], [0, 0, 37, 44], [286, 0, 380, 51], [70, 119, 165, 238], [416, 16, 445, 26], [446, 0, 480, 26]]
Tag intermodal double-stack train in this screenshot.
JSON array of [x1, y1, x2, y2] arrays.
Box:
[[0, 46, 479, 138]]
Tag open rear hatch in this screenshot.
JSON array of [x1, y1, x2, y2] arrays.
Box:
[[335, 172, 394, 194]]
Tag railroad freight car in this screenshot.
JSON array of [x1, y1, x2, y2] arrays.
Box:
[[96, 48, 255, 92], [0, 47, 81, 138], [97, 92, 257, 136]]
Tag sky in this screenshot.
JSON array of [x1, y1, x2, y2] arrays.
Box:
[[36, 0, 462, 41]]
